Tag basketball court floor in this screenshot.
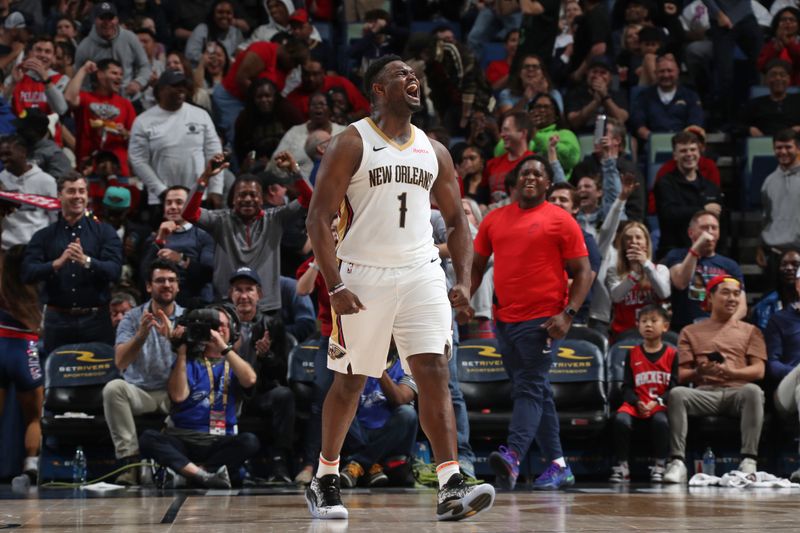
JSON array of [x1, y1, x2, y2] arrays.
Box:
[[2, 484, 800, 532]]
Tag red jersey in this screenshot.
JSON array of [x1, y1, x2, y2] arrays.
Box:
[[75, 91, 137, 176], [610, 283, 664, 336], [485, 59, 510, 86], [296, 257, 332, 336], [13, 73, 66, 145], [285, 75, 370, 120], [617, 344, 676, 419], [222, 42, 287, 100], [474, 201, 587, 322], [482, 150, 534, 196]]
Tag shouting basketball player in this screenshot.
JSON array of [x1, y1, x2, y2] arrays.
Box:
[[304, 54, 495, 521]]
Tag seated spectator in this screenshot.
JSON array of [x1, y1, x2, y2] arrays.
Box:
[[0, 12, 29, 76], [212, 38, 308, 145], [527, 93, 581, 175], [65, 59, 137, 175], [577, 117, 646, 222], [103, 259, 184, 485], [759, 129, 800, 281], [22, 173, 122, 354], [165, 52, 212, 112], [496, 53, 562, 116], [227, 267, 293, 482], [663, 276, 766, 483], [141, 186, 215, 308], [757, 8, 800, 86], [606, 222, 670, 337], [483, 112, 534, 203], [241, 0, 307, 48], [74, 3, 150, 100], [565, 55, 629, 135], [631, 25, 666, 89], [286, 58, 370, 123], [654, 131, 722, 258], [466, 0, 521, 59], [457, 145, 488, 206], [615, 23, 643, 89], [135, 28, 165, 111], [339, 348, 418, 488], [139, 305, 259, 489], [193, 40, 229, 94], [54, 16, 79, 47], [630, 53, 704, 145], [661, 211, 745, 332], [485, 29, 518, 92], [551, 1, 582, 80], [185, 0, 244, 67], [746, 61, 800, 137], [275, 92, 346, 179], [99, 187, 150, 284], [516, 0, 561, 78], [13, 108, 71, 180], [110, 291, 137, 331], [765, 268, 800, 481], [752, 250, 800, 332], [10, 35, 69, 121], [609, 305, 677, 483], [0, 135, 57, 250], [233, 78, 301, 166], [129, 70, 223, 209], [567, 0, 611, 83], [182, 155, 312, 307], [465, 109, 500, 162], [349, 9, 409, 86], [85, 151, 141, 215], [0, 245, 44, 485]]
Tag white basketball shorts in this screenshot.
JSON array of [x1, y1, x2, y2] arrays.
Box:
[[327, 258, 453, 378]]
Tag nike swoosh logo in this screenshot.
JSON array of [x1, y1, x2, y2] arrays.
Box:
[[373, 146, 387, 151]]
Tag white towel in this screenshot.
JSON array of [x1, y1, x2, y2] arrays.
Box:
[[689, 470, 800, 488]]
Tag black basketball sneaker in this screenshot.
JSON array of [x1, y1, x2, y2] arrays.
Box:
[[436, 472, 495, 521]]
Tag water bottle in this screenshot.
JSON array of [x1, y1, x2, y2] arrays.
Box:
[[702, 447, 716, 476], [72, 446, 87, 485], [415, 441, 431, 464]]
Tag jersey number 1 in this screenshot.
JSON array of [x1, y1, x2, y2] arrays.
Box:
[[397, 192, 407, 228]]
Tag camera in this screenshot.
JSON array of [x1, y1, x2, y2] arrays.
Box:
[[174, 308, 221, 358]]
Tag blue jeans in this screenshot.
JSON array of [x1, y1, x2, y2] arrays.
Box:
[[303, 337, 334, 464], [467, 8, 522, 58], [345, 404, 418, 466], [496, 318, 564, 461], [43, 308, 114, 356], [448, 339, 476, 465], [211, 84, 244, 147]]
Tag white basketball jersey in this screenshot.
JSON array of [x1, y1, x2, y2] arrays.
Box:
[[336, 118, 439, 268]]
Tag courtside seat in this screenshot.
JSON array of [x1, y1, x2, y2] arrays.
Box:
[[287, 335, 321, 422], [458, 338, 512, 438], [549, 339, 608, 435], [566, 326, 609, 358]]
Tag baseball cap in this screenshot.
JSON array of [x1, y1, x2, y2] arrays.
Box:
[[4, 12, 26, 30], [289, 8, 309, 24], [587, 55, 614, 73], [157, 69, 188, 87], [103, 186, 131, 209], [684, 125, 706, 143], [703, 275, 741, 310], [94, 2, 118, 18], [229, 266, 262, 286]]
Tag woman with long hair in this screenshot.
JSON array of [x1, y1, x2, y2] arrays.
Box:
[[606, 221, 671, 337], [496, 53, 563, 115], [758, 7, 800, 85], [185, 0, 244, 67], [233, 78, 302, 163], [0, 245, 44, 485], [528, 92, 581, 174]]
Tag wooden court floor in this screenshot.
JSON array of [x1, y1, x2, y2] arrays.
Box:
[[2, 484, 800, 532]]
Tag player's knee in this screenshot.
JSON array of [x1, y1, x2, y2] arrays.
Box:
[[332, 373, 368, 396]]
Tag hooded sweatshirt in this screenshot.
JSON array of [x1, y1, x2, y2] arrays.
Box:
[[239, 0, 321, 49], [74, 25, 151, 93]]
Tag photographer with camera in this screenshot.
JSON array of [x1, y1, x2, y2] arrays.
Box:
[[139, 305, 259, 489], [227, 267, 295, 483], [103, 259, 184, 486]]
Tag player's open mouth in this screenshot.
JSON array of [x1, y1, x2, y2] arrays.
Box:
[[406, 83, 419, 99]]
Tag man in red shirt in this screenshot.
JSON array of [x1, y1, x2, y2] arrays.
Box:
[[471, 154, 593, 491], [11, 35, 69, 119], [213, 39, 308, 145], [65, 58, 136, 175], [482, 111, 534, 203], [285, 58, 370, 121]]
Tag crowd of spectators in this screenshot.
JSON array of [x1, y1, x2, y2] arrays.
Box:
[[2, 0, 800, 489]]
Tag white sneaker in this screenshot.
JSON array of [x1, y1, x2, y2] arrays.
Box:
[[790, 468, 800, 483], [608, 463, 630, 483], [649, 464, 665, 483], [738, 458, 757, 474], [662, 459, 687, 484]]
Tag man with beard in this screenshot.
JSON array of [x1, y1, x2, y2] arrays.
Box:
[[130, 70, 223, 210], [304, 54, 495, 521], [102, 259, 184, 485], [22, 173, 122, 354]]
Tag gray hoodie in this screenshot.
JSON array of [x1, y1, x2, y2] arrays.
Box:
[[74, 25, 151, 94]]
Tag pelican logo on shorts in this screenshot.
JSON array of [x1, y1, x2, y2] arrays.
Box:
[[328, 342, 346, 360], [346, 263, 354, 274]]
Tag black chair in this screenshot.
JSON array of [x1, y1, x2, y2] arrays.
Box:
[[458, 337, 513, 438], [606, 339, 641, 412], [567, 325, 609, 356], [549, 338, 609, 436], [287, 335, 321, 422]]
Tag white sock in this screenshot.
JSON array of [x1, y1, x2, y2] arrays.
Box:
[[23, 456, 38, 473], [553, 457, 567, 468], [316, 455, 340, 478], [436, 461, 460, 488]]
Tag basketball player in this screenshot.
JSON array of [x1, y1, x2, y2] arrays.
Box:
[[304, 55, 496, 521]]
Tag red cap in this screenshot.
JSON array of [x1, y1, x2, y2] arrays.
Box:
[[703, 275, 741, 310], [289, 8, 309, 24]]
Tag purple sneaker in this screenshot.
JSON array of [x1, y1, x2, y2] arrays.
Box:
[[488, 445, 519, 490], [532, 462, 575, 491]]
